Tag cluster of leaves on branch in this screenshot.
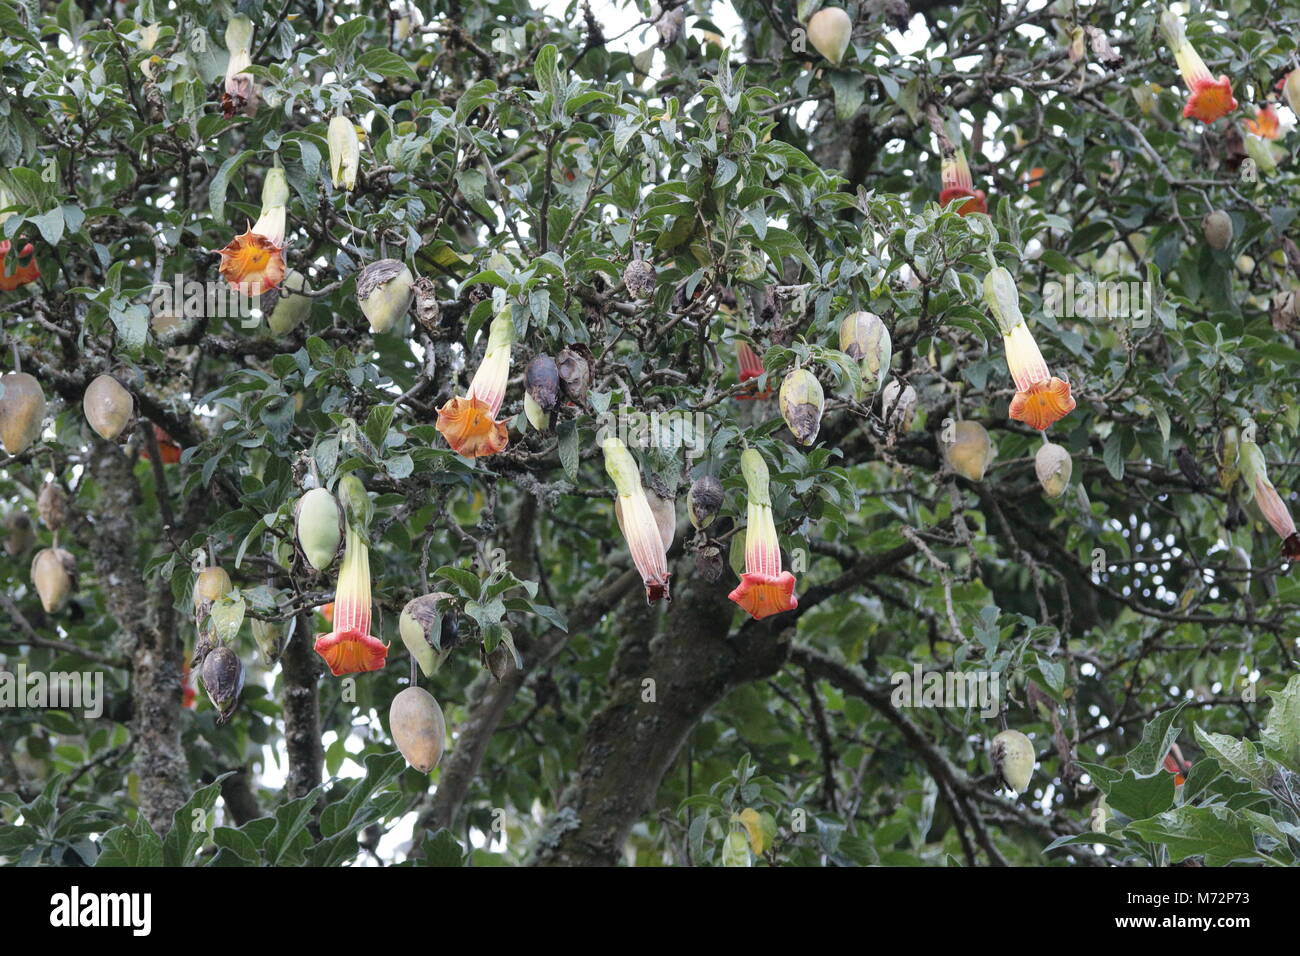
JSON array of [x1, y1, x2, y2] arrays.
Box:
[[3, 0, 1300, 867]]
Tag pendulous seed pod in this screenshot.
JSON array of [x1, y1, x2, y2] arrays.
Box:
[[412, 276, 441, 334], [556, 348, 590, 405], [1202, 210, 1234, 250], [991, 729, 1035, 795], [694, 542, 725, 582], [688, 475, 724, 530], [526, 354, 560, 411], [0, 372, 47, 456], [31, 547, 76, 613], [357, 259, 415, 334], [4, 512, 34, 557], [838, 311, 892, 393], [623, 257, 657, 299], [201, 646, 245, 724], [388, 686, 447, 773], [779, 367, 825, 445], [37, 482, 68, 532], [295, 487, 343, 573], [250, 619, 283, 665], [399, 592, 458, 679], [193, 565, 232, 627], [1034, 442, 1073, 498], [807, 7, 853, 65], [83, 374, 134, 441], [263, 269, 313, 336], [943, 421, 994, 481], [881, 380, 917, 431], [523, 391, 549, 431]]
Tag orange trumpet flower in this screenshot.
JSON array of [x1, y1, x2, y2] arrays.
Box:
[[436, 308, 514, 458], [728, 448, 797, 620]]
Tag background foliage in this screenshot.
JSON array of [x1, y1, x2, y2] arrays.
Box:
[[3, 0, 1300, 867]]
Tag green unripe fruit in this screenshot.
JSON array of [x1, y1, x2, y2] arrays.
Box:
[[991, 729, 1035, 795], [388, 686, 447, 773], [295, 487, 343, 572]]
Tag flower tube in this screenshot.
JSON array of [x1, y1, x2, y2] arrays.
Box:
[[313, 510, 389, 676], [736, 341, 771, 399], [436, 308, 514, 458], [603, 437, 670, 603], [328, 115, 361, 191], [939, 147, 988, 216], [222, 15, 257, 117], [217, 166, 288, 295], [728, 448, 797, 620], [984, 263, 1075, 431], [1239, 440, 1300, 559], [1160, 8, 1237, 123]]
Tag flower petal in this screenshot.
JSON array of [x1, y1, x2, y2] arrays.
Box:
[[436, 395, 509, 458], [1184, 75, 1237, 123], [217, 229, 285, 296], [728, 571, 798, 620], [1009, 378, 1076, 431], [313, 629, 389, 676]]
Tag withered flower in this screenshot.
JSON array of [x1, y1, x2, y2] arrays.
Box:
[[603, 437, 670, 603]]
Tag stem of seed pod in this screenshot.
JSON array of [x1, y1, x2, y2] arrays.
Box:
[[410, 655, 417, 687]]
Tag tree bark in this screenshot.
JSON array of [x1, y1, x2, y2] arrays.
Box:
[[281, 611, 323, 799]]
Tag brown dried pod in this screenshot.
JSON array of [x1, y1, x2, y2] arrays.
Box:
[[1202, 210, 1234, 251], [4, 512, 34, 557], [412, 276, 441, 334], [83, 374, 134, 441], [31, 547, 76, 614], [623, 257, 657, 299], [556, 348, 590, 405], [200, 646, 245, 724], [388, 686, 447, 773], [525, 354, 561, 410], [694, 542, 724, 582], [688, 475, 724, 530], [486, 644, 513, 682], [0, 372, 47, 456], [37, 482, 68, 532]]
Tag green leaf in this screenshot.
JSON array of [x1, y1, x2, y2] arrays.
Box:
[[1127, 806, 1261, 866], [558, 419, 578, 483], [161, 774, 231, 866], [1193, 725, 1272, 789], [1261, 673, 1300, 773], [1125, 701, 1187, 777], [416, 828, 466, 866], [208, 149, 254, 223], [96, 815, 164, 867], [356, 48, 419, 82], [1106, 769, 1176, 820]]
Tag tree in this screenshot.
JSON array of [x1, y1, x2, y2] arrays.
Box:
[[2, 0, 1300, 869]]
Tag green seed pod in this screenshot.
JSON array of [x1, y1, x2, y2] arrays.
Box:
[[943, 421, 994, 481], [250, 619, 284, 665], [807, 7, 852, 65], [31, 547, 76, 613], [1034, 442, 1073, 498], [1202, 210, 1234, 250], [399, 592, 457, 679], [264, 269, 313, 335], [295, 487, 343, 572], [991, 729, 1035, 795], [0, 372, 47, 455], [337, 473, 373, 531], [779, 368, 825, 445], [388, 686, 447, 773], [328, 115, 360, 190], [83, 374, 134, 441], [838, 311, 891, 393], [357, 259, 415, 334], [193, 566, 232, 628], [201, 646, 245, 724], [688, 475, 724, 530], [523, 391, 549, 431]]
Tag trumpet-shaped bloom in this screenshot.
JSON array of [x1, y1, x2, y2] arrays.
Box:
[[217, 168, 288, 296], [728, 448, 797, 620], [0, 239, 39, 291], [1160, 8, 1237, 123], [985, 264, 1076, 431], [603, 437, 671, 602], [436, 309, 514, 458], [314, 522, 388, 676], [329, 116, 361, 191], [1240, 440, 1300, 559], [1245, 104, 1281, 140], [939, 147, 988, 216]]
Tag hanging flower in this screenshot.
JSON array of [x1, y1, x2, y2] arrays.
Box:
[[313, 480, 388, 675], [436, 307, 514, 458], [735, 341, 771, 399], [1245, 103, 1281, 140], [222, 15, 257, 118], [1239, 440, 1300, 560], [0, 239, 39, 291], [984, 263, 1075, 431], [1282, 70, 1300, 120], [728, 448, 797, 620], [1160, 8, 1237, 124], [602, 436, 671, 603], [939, 147, 988, 216], [328, 115, 361, 191], [216, 166, 288, 296]]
